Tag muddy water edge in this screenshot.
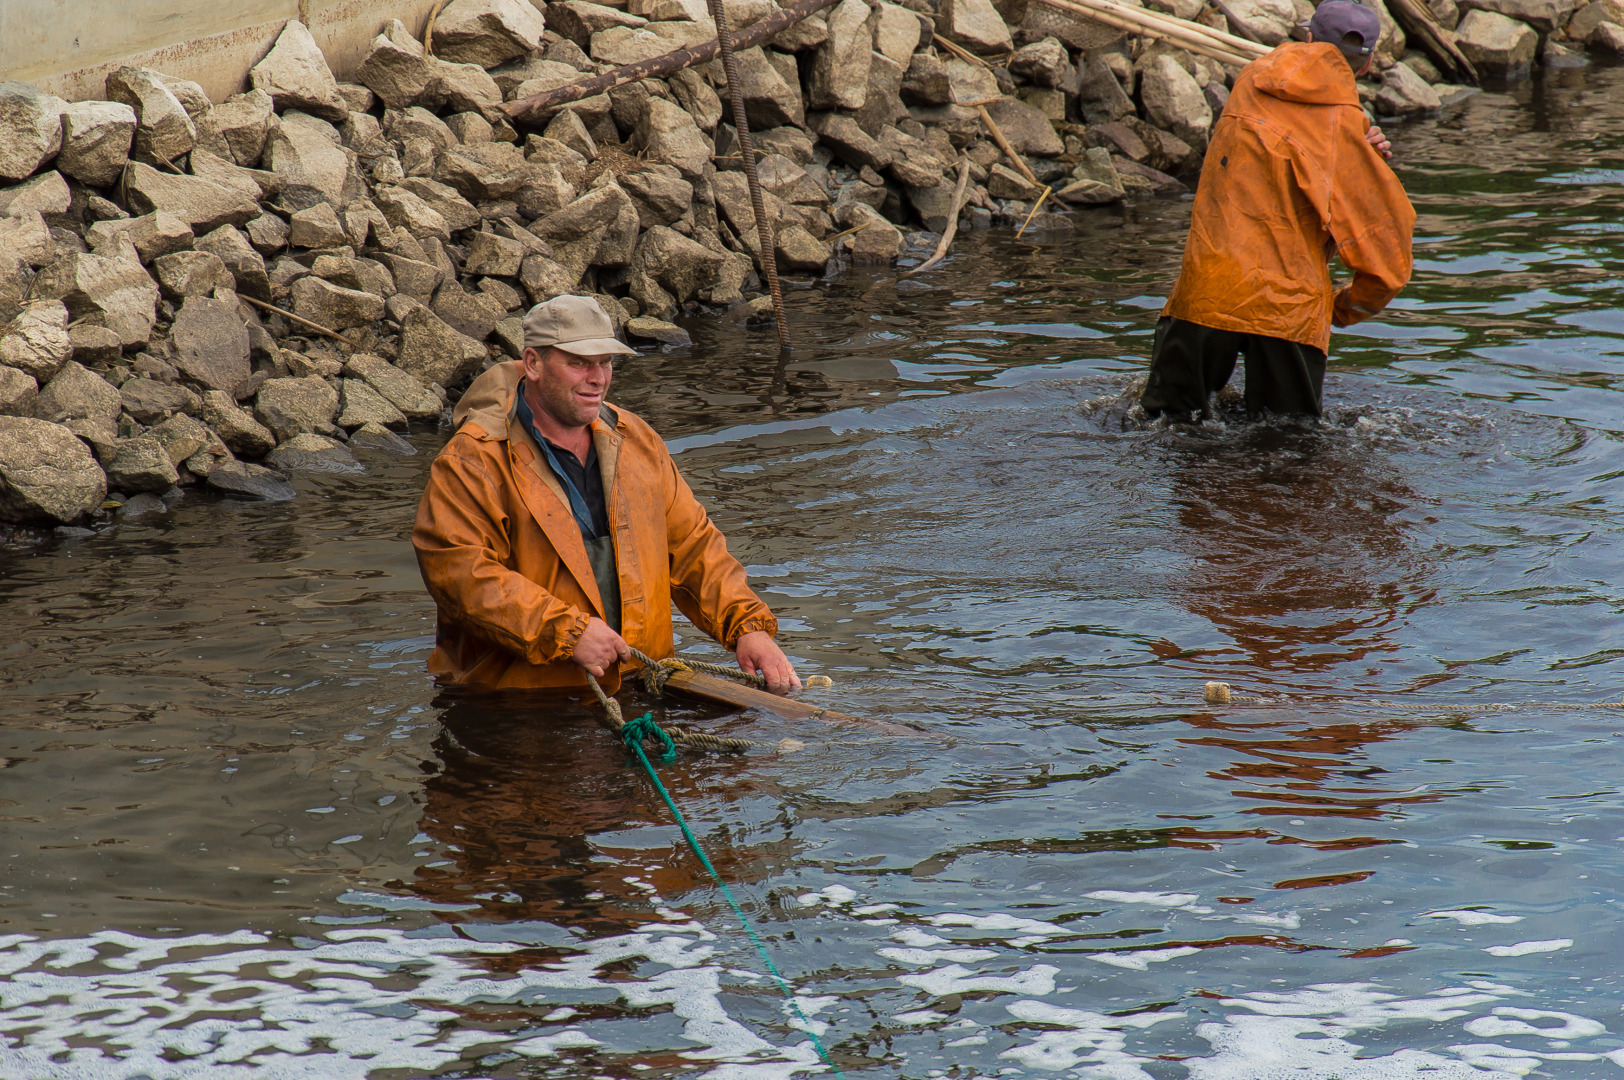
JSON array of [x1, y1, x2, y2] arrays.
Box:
[[3, 64, 1624, 1079]]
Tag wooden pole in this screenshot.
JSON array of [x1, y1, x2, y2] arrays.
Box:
[[1031, 0, 1264, 65], [903, 158, 972, 276], [504, 0, 839, 125], [661, 668, 923, 736], [969, 102, 1042, 187], [1385, 0, 1479, 84]]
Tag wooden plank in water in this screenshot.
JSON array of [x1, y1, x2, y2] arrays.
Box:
[[661, 669, 921, 737]]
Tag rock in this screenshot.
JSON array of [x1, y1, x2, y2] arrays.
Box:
[[984, 97, 1064, 157], [636, 98, 712, 179], [631, 225, 728, 304], [348, 420, 417, 453], [151, 250, 232, 301], [195, 225, 271, 301], [152, 73, 211, 119], [397, 306, 486, 388], [36, 361, 122, 432], [810, 0, 874, 110], [1454, 9, 1539, 74], [619, 168, 695, 228], [1010, 37, 1074, 88], [464, 229, 527, 276], [1220, 0, 1296, 44], [149, 412, 210, 466], [207, 459, 296, 499], [0, 171, 71, 219], [289, 202, 349, 248], [810, 113, 893, 171], [120, 377, 199, 424], [84, 211, 191, 263], [200, 390, 275, 456], [0, 417, 106, 523], [0, 209, 54, 269], [518, 253, 578, 301], [194, 89, 278, 167], [432, 279, 504, 340], [105, 67, 195, 164], [1138, 52, 1212, 150], [436, 141, 530, 200], [254, 377, 339, 441], [57, 101, 136, 188], [249, 20, 348, 122], [337, 377, 408, 428], [1076, 55, 1135, 125], [550, 0, 646, 50], [542, 109, 598, 162], [246, 213, 291, 255], [872, 1, 924, 63], [34, 250, 159, 348], [291, 276, 386, 331], [941, 0, 1015, 53], [343, 353, 442, 420], [901, 53, 955, 105], [1376, 61, 1443, 115], [265, 431, 360, 472], [1566, 0, 1624, 41], [0, 301, 72, 382], [987, 162, 1043, 199], [431, 58, 506, 119], [123, 162, 260, 234], [106, 435, 179, 493], [1457, 0, 1579, 31], [433, 0, 548, 68], [263, 111, 365, 208], [733, 48, 807, 129], [854, 52, 909, 135], [0, 83, 67, 182], [172, 297, 251, 392], [374, 186, 452, 241], [774, 224, 831, 273], [0, 366, 37, 417], [69, 325, 125, 367], [358, 21, 440, 110], [1594, 17, 1624, 47], [838, 203, 904, 263], [399, 177, 481, 231]]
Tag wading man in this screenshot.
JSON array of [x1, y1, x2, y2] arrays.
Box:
[[413, 294, 800, 695], [1140, 0, 1416, 420]]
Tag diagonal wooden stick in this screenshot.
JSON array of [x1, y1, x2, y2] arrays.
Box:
[[903, 158, 972, 276]]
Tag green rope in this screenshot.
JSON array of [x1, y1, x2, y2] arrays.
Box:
[[621, 713, 847, 1078]]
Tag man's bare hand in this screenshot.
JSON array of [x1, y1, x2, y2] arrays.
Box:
[[571, 617, 631, 677], [1366, 124, 1392, 160], [735, 631, 801, 695]]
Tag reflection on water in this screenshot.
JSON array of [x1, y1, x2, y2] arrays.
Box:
[[3, 65, 1624, 1078]]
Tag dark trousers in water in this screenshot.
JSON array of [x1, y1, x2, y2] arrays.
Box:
[[1140, 316, 1327, 418]]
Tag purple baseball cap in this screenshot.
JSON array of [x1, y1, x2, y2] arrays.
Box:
[[1307, 0, 1382, 54]]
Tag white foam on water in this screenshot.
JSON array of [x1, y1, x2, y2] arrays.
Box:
[[924, 911, 1075, 945], [999, 999, 1182, 1076], [1085, 890, 1201, 907], [1085, 946, 1202, 971], [1463, 1008, 1606, 1039], [1483, 939, 1573, 957], [896, 963, 1059, 997], [1425, 910, 1526, 925], [890, 926, 951, 947], [878, 946, 1003, 965]]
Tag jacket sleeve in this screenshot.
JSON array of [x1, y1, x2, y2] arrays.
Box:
[[1325, 113, 1417, 328], [659, 448, 778, 648], [413, 437, 591, 665]]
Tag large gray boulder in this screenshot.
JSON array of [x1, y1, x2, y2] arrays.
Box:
[[620, 168, 695, 228], [631, 225, 728, 304], [549, 1, 645, 49], [34, 250, 159, 348], [374, 186, 452, 241], [1010, 37, 1074, 88], [0, 209, 55, 269], [207, 460, 296, 500], [263, 110, 365, 208], [1376, 61, 1443, 115], [732, 48, 807, 129], [105, 67, 195, 164], [152, 250, 233, 301], [343, 353, 443, 420], [195, 225, 271, 301], [106, 435, 180, 493], [1138, 53, 1212, 150], [0, 417, 106, 523], [124, 163, 261, 234], [0, 171, 70, 219], [201, 390, 277, 456], [357, 21, 440, 110], [290, 276, 386, 331], [433, 0, 548, 68], [983, 96, 1064, 157], [36, 361, 122, 433], [810, 0, 873, 110], [337, 378, 408, 429], [1220, 0, 1297, 44], [0, 83, 67, 182], [120, 377, 200, 424], [872, 1, 924, 64], [0, 366, 37, 417], [396, 306, 485, 389], [194, 89, 278, 167], [86, 211, 194, 263], [1455, 9, 1539, 73], [941, 0, 1014, 53], [172, 296, 251, 392], [255, 376, 339, 440], [57, 101, 137, 188], [1457, 0, 1579, 30], [434, 142, 530, 201], [249, 20, 349, 122], [636, 98, 712, 179], [0, 301, 72, 382]]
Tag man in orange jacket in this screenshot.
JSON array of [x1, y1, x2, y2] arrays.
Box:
[[1140, 0, 1416, 419], [412, 294, 800, 694]]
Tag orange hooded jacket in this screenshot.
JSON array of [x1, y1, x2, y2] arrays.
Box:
[[412, 360, 777, 693], [1164, 41, 1416, 352]]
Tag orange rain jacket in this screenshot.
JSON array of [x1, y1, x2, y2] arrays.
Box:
[[1164, 41, 1416, 352], [412, 360, 778, 693]]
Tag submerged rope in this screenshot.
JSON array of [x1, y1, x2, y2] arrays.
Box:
[[621, 712, 846, 1077]]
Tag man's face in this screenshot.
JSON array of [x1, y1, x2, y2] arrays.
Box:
[[522, 346, 613, 429]]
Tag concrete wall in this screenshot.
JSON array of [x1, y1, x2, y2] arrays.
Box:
[[0, 0, 443, 104]]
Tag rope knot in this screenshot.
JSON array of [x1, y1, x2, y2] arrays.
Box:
[[621, 711, 678, 763]]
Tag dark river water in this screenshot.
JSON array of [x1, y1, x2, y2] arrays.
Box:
[[4, 64, 1624, 1079]]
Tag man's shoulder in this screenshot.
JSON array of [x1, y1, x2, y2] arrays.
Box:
[[604, 402, 668, 450]]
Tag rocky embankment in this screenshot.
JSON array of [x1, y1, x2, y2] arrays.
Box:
[[0, 0, 1619, 528]]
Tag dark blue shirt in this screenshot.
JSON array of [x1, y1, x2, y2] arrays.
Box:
[[515, 389, 609, 540]]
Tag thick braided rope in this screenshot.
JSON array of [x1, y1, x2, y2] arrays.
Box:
[[584, 653, 758, 754]]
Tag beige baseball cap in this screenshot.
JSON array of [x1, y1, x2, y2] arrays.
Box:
[[522, 295, 637, 357]]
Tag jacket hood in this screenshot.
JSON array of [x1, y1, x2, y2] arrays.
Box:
[[453, 360, 523, 439], [1250, 41, 1360, 107]]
